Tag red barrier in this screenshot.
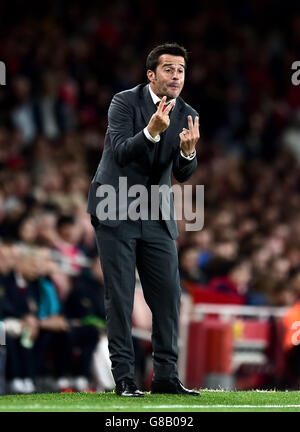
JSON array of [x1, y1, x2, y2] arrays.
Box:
[[185, 317, 233, 389], [185, 321, 206, 388]]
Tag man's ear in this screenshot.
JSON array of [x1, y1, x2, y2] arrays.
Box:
[[147, 70, 155, 83]]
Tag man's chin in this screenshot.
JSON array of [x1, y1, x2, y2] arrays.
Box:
[[166, 90, 181, 100]]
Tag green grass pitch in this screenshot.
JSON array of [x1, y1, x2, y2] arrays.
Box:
[[0, 390, 300, 412]]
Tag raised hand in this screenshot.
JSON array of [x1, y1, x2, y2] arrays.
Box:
[[147, 96, 175, 138], [179, 115, 200, 156]]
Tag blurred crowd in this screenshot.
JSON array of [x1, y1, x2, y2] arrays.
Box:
[[0, 0, 300, 393]]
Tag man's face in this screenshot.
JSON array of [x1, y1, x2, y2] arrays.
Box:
[[147, 54, 185, 101]]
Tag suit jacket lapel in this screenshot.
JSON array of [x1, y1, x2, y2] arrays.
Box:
[[138, 84, 158, 168], [140, 84, 157, 125]]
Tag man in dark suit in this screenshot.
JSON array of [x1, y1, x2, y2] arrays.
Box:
[[87, 43, 200, 397]]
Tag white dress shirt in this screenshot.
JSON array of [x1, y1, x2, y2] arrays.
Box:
[[143, 84, 196, 160]]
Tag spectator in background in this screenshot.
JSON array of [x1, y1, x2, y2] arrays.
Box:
[[53, 215, 83, 282], [282, 110, 300, 163], [33, 71, 75, 141], [0, 245, 39, 394], [187, 229, 214, 269], [64, 255, 114, 392], [179, 246, 207, 285], [10, 77, 36, 146], [33, 253, 102, 393]]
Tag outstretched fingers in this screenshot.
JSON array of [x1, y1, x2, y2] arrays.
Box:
[[187, 115, 194, 138], [163, 100, 175, 115], [187, 115, 200, 140], [193, 116, 200, 138], [157, 96, 167, 113]]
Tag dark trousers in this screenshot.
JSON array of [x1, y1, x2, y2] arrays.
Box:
[[5, 337, 35, 380], [34, 326, 99, 378], [91, 215, 181, 383], [287, 345, 300, 377]]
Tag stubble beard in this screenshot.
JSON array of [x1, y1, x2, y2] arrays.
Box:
[[160, 85, 182, 101]]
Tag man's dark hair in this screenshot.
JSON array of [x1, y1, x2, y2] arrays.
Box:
[[56, 214, 75, 231], [146, 43, 188, 72]]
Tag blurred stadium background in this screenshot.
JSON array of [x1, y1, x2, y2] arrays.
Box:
[[0, 0, 300, 395]]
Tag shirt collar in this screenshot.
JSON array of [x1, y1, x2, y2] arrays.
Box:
[[148, 84, 176, 107]]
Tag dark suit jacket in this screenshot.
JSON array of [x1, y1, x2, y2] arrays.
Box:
[[87, 83, 198, 239]]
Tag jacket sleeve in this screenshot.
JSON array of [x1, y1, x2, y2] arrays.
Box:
[[108, 93, 153, 167], [172, 147, 198, 183], [172, 110, 199, 183]]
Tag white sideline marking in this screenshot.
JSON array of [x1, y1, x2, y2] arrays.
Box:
[[0, 404, 300, 410]]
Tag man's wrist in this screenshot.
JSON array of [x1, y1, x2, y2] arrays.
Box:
[[180, 149, 196, 160], [143, 127, 160, 143]]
